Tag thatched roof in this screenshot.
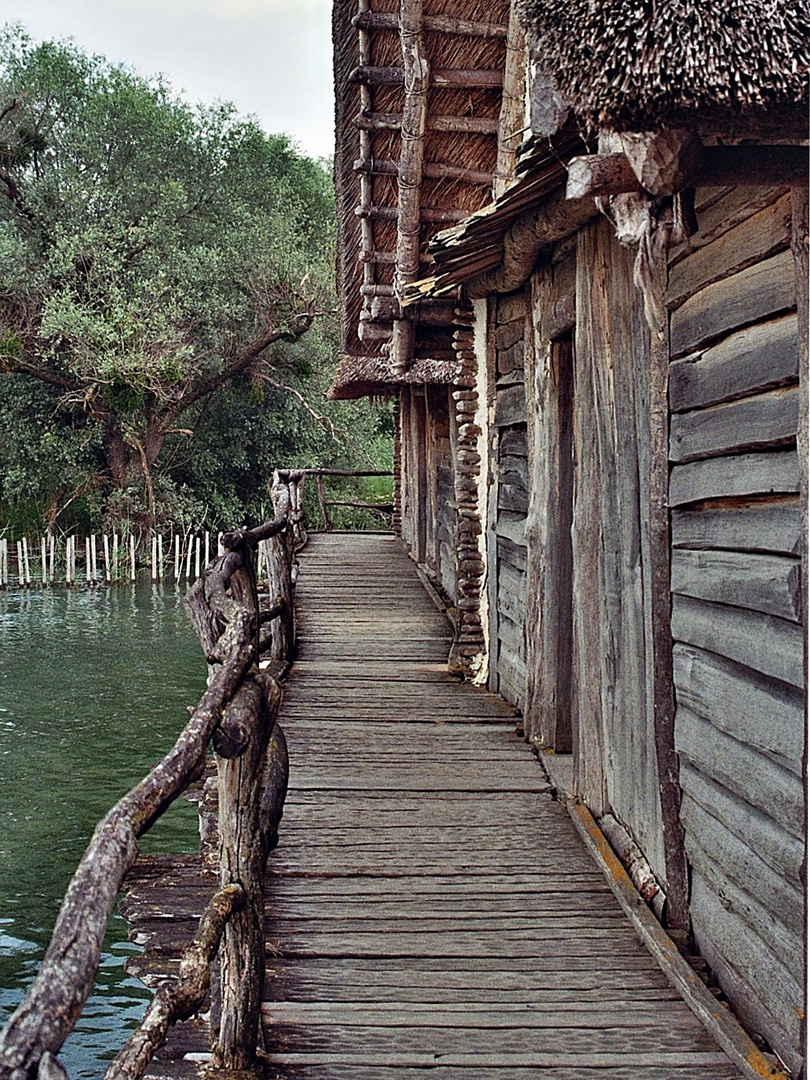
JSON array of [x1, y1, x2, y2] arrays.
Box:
[[328, 354, 460, 400], [517, 0, 810, 134], [331, 0, 515, 400]]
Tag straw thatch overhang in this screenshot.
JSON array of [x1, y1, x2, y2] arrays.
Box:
[[517, 0, 810, 138], [403, 126, 587, 300], [332, 0, 521, 401], [328, 354, 459, 400]]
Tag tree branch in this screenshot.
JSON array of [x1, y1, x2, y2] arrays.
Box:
[[173, 312, 315, 416], [1, 359, 80, 393]]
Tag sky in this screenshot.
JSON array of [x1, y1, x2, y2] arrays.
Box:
[[0, 0, 335, 160]]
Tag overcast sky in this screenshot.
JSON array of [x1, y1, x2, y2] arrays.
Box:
[[0, 0, 335, 159]]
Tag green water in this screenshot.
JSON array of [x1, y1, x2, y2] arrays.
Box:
[[0, 582, 207, 1077]]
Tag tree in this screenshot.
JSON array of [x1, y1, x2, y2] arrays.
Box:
[[0, 27, 338, 535]]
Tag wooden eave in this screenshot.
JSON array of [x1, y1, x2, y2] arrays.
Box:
[[405, 129, 587, 301]]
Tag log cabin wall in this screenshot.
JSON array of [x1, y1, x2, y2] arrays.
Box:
[[487, 289, 530, 709], [666, 183, 806, 1072], [398, 383, 458, 606]]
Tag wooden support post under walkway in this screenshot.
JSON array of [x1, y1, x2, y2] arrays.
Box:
[[123, 533, 748, 1079]]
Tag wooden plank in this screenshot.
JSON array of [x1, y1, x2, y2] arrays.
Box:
[[679, 802, 805, 937], [669, 185, 788, 268], [670, 594, 804, 688], [565, 800, 780, 1080], [679, 765, 804, 885], [670, 496, 802, 555], [493, 383, 526, 426], [669, 313, 798, 412], [243, 1065, 744, 1080], [669, 385, 798, 463], [675, 706, 804, 838], [672, 643, 804, 776], [670, 548, 802, 621], [667, 194, 792, 310], [689, 873, 804, 1068], [493, 511, 525, 545], [670, 249, 796, 359], [669, 450, 799, 506], [525, 271, 575, 751]]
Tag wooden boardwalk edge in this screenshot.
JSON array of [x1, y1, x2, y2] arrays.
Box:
[[565, 799, 789, 1080]]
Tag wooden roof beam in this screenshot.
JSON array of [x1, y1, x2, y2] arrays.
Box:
[[567, 142, 809, 200], [353, 157, 495, 186], [354, 112, 499, 135], [359, 249, 432, 264], [349, 66, 503, 89], [352, 11, 508, 38], [391, 0, 429, 375], [356, 203, 470, 223]]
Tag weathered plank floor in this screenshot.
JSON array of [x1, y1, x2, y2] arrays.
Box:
[[124, 532, 744, 1079]]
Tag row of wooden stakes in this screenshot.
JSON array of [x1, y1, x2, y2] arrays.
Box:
[[0, 532, 239, 587]]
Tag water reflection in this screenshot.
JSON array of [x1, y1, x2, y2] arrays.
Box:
[[0, 582, 206, 1077]]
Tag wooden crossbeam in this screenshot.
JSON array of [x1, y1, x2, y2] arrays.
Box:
[[349, 65, 503, 89], [352, 11, 508, 38], [356, 203, 471, 223], [353, 157, 495, 186], [354, 112, 499, 135]]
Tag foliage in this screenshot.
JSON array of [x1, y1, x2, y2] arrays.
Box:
[[0, 26, 391, 539]]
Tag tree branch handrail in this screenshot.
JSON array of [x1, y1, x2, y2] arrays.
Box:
[[0, 467, 311, 1080]]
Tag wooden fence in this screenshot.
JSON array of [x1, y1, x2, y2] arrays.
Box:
[[0, 468, 314, 1080], [0, 470, 393, 588]]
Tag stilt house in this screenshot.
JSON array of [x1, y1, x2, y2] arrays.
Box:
[[330, 1, 808, 1072]]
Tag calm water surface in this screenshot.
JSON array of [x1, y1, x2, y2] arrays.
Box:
[[0, 582, 207, 1077]]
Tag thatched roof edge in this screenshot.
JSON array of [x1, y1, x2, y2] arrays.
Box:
[[517, 0, 810, 134]]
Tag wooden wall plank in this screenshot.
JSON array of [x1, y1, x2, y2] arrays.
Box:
[[670, 548, 802, 621], [669, 385, 798, 463], [675, 706, 804, 839], [670, 497, 802, 555], [669, 313, 798, 412], [494, 512, 526, 546], [669, 449, 799, 506], [690, 874, 804, 1070], [672, 642, 804, 776], [667, 194, 791, 310], [670, 594, 804, 689], [669, 185, 788, 269], [670, 249, 795, 359], [680, 797, 804, 935], [494, 384, 527, 427], [679, 764, 804, 885]]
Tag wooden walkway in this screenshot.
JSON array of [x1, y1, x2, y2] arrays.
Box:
[[125, 532, 745, 1079]]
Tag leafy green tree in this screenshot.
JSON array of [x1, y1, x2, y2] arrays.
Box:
[[0, 27, 342, 535]]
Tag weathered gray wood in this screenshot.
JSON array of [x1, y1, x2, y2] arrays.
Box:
[[524, 268, 575, 752], [669, 313, 798, 412], [671, 496, 802, 554], [679, 798, 804, 935], [689, 873, 804, 1072], [672, 643, 804, 775], [241, 1066, 743, 1080], [493, 383, 526, 426], [669, 385, 798, 463], [670, 594, 804, 688], [669, 185, 789, 269], [670, 548, 802, 621], [670, 249, 796, 359], [667, 194, 792, 309], [679, 764, 804, 884], [565, 800, 776, 1080], [675, 706, 804, 838], [669, 449, 799, 506], [105, 884, 244, 1080]]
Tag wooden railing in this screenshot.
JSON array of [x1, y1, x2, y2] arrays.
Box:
[[0, 468, 310, 1080]]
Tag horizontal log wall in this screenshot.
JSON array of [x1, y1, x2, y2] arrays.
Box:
[[491, 290, 529, 709], [667, 184, 805, 1074]]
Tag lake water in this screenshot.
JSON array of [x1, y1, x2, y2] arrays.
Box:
[[0, 582, 207, 1077]]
